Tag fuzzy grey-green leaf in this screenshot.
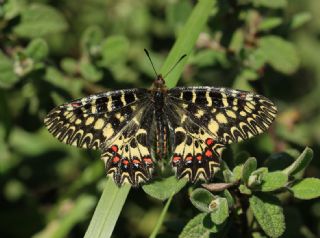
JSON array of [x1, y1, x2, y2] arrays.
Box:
[[283, 147, 313, 177], [210, 197, 229, 225], [258, 171, 288, 192], [25, 38, 49, 61], [100, 36, 130, 67], [14, 4, 68, 38], [0, 51, 19, 89], [250, 194, 285, 237], [142, 176, 187, 201], [290, 178, 320, 200], [190, 188, 215, 213], [179, 213, 223, 238], [242, 157, 257, 184]]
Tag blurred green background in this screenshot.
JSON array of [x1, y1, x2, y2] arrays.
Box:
[[0, 0, 320, 237]]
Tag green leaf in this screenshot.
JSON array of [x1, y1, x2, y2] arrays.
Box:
[[239, 184, 252, 195], [25, 38, 49, 61], [3, 0, 26, 20], [290, 178, 320, 200], [79, 62, 103, 82], [221, 189, 235, 208], [283, 147, 313, 177], [14, 4, 68, 38], [210, 197, 229, 225], [232, 165, 243, 181], [242, 157, 257, 184], [161, 0, 216, 88], [84, 180, 130, 238], [0, 51, 19, 89], [142, 176, 187, 201], [190, 188, 215, 213], [258, 171, 288, 192], [81, 25, 104, 57], [258, 17, 283, 31], [100, 36, 130, 67], [249, 194, 285, 238], [229, 29, 244, 53], [61, 58, 79, 74], [248, 167, 269, 188], [259, 36, 299, 74], [290, 12, 312, 29], [179, 213, 224, 238], [252, 0, 287, 9]]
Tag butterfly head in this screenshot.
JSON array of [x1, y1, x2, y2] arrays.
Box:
[[153, 74, 166, 89]]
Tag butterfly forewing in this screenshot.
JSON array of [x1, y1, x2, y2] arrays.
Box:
[[168, 87, 277, 144]]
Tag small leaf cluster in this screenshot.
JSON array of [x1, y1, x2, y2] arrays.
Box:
[[175, 147, 318, 238]]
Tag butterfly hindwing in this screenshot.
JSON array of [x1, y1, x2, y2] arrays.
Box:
[[166, 101, 224, 182], [44, 89, 148, 150], [101, 103, 155, 186], [168, 87, 277, 144]]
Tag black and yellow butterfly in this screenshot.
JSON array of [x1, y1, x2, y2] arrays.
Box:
[[44, 53, 277, 187]]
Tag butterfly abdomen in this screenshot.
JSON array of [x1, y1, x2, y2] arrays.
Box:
[[153, 90, 169, 160]]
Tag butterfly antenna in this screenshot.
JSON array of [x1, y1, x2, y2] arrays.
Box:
[[163, 54, 187, 78], [144, 49, 158, 77]]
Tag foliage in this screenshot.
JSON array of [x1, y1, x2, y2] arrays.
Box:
[[1, 0, 320, 238]]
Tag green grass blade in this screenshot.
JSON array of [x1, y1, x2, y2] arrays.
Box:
[[160, 0, 215, 88], [84, 179, 131, 238], [84, 1, 214, 237]]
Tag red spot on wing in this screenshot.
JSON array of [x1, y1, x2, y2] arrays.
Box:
[[112, 156, 120, 163], [133, 159, 140, 164], [122, 160, 129, 165], [206, 138, 214, 146], [111, 145, 118, 153], [196, 154, 202, 161], [71, 102, 82, 108], [172, 155, 181, 163], [143, 157, 153, 164], [186, 155, 193, 161], [205, 149, 213, 157]]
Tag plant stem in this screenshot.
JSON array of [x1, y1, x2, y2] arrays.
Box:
[[149, 194, 174, 238]]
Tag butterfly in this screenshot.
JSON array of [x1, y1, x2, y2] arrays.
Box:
[[44, 51, 277, 187]]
